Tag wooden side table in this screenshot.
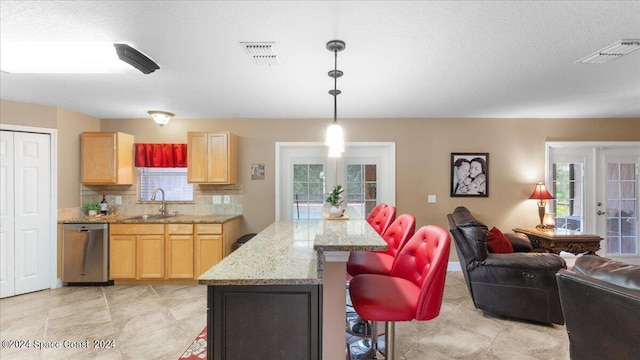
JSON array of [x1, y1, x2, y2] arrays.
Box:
[[513, 227, 602, 255]]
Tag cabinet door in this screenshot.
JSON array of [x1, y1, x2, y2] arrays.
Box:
[[137, 234, 165, 279], [207, 133, 229, 183], [81, 132, 117, 184], [167, 234, 194, 279], [187, 132, 208, 183], [110, 235, 137, 279], [81, 132, 134, 184], [195, 234, 223, 278]]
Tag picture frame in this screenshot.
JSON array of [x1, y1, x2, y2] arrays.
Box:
[[251, 163, 265, 180], [451, 153, 489, 197]]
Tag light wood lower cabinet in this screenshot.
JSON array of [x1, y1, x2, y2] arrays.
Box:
[[167, 224, 194, 279], [110, 224, 165, 280], [195, 224, 223, 278], [110, 234, 137, 279], [109, 219, 240, 282]]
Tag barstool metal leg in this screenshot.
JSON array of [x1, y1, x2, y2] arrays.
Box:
[[385, 321, 395, 360]]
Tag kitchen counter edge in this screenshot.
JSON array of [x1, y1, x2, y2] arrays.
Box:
[[59, 214, 242, 224]]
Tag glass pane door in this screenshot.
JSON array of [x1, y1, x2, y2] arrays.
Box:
[[293, 164, 325, 219], [551, 163, 585, 231], [346, 164, 378, 218], [601, 153, 638, 255], [276, 143, 395, 221]]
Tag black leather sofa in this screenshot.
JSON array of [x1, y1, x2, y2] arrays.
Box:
[[447, 206, 567, 324], [557, 255, 640, 360]]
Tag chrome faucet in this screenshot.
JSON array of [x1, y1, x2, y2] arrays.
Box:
[[151, 188, 167, 215]]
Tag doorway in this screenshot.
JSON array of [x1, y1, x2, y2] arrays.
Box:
[[547, 142, 639, 263], [1, 126, 57, 298], [275, 143, 395, 220]]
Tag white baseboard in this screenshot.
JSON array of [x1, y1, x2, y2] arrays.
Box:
[[447, 262, 462, 272]]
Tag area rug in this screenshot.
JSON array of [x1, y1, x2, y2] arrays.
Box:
[[179, 327, 207, 359]]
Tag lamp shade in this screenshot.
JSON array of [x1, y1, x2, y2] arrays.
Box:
[[325, 123, 344, 147], [529, 183, 554, 200]]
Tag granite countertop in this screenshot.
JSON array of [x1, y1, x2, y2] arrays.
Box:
[[198, 208, 386, 286], [60, 213, 242, 224]]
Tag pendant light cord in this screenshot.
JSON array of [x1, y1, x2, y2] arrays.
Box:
[[333, 48, 338, 124]]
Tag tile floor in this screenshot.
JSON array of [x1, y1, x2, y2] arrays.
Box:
[[0, 272, 569, 360]]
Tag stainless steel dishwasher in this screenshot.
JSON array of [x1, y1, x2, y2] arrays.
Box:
[[62, 223, 113, 285]]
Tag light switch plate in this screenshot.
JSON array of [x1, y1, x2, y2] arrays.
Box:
[[212, 195, 222, 204], [223, 195, 230, 204], [428, 195, 437, 203], [115, 196, 122, 205]]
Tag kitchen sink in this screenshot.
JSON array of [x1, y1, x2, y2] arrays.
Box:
[[126, 214, 177, 221]]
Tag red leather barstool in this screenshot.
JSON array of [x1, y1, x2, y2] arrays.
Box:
[[346, 214, 415, 337], [349, 225, 451, 359], [366, 203, 388, 224], [348, 214, 416, 277], [369, 206, 396, 236]]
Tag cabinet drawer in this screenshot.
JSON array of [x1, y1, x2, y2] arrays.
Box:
[[196, 223, 222, 234], [111, 224, 165, 235], [168, 224, 194, 234]]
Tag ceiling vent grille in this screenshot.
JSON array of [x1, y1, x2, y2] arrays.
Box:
[[241, 42, 280, 65], [576, 39, 640, 63]]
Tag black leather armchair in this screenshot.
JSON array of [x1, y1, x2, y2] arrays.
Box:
[[557, 255, 640, 360], [447, 206, 567, 324]]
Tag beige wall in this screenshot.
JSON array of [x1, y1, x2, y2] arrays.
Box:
[[56, 107, 101, 207], [0, 99, 57, 128], [3, 100, 640, 261], [1, 100, 100, 208], [102, 117, 640, 249]]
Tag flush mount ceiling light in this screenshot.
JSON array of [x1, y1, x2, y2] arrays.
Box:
[[576, 39, 640, 64], [325, 40, 346, 158], [241, 42, 280, 65], [0, 42, 158, 74], [148, 111, 175, 127]]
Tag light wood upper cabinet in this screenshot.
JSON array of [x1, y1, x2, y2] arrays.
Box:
[[187, 131, 237, 184], [81, 132, 135, 184]]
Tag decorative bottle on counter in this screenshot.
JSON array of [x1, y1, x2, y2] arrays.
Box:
[[100, 194, 108, 215]]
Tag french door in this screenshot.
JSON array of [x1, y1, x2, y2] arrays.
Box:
[[547, 142, 639, 262], [275, 143, 395, 220]]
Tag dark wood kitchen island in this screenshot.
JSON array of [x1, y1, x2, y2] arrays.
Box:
[[198, 209, 386, 360]]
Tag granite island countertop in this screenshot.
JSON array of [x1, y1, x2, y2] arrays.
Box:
[[198, 208, 386, 286], [59, 213, 242, 224]]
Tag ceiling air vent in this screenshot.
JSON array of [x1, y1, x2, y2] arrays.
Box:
[[576, 39, 640, 63], [241, 42, 280, 65]]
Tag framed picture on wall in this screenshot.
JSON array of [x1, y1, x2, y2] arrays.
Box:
[[451, 153, 489, 197]]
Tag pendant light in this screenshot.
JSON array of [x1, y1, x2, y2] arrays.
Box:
[[325, 40, 346, 157]]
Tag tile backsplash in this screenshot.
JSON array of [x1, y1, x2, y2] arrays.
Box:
[[72, 184, 243, 219]]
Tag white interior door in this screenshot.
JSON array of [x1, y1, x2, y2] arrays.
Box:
[[0, 131, 16, 297], [0, 130, 51, 297]]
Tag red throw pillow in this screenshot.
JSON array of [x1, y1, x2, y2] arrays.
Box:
[[487, 227, 514, 253]]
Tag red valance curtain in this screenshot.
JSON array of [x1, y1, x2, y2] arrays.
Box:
[[134, 143, 187, 168]]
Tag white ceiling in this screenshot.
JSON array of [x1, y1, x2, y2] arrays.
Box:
[[1, 1, 639, 120]]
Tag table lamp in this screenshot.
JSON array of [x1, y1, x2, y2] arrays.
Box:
[[529, 182, 554, 229]]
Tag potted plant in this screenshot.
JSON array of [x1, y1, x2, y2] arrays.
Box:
[[326, 185, 345, 217], [83, 203, 100, 216]]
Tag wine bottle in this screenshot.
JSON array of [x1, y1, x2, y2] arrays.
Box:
[[100, 194, 108, 215]]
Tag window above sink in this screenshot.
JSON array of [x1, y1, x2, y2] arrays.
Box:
[[138, 168, 194, 202]]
